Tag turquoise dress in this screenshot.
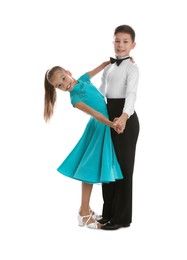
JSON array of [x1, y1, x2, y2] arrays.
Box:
[[57, 73, 123, 184]]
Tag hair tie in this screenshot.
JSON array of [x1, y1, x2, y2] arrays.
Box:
[[46, 69, 50, 80]]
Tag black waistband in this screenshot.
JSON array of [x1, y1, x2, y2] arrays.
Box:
[[107, 98, 125, 103]]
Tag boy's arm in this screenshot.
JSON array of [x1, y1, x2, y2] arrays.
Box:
[[74, 102, 114, 128], [114, 65, 139, 133], [86, 61, 110, 78]]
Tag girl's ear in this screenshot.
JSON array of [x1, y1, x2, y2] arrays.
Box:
[[66, 70, 72, 76]]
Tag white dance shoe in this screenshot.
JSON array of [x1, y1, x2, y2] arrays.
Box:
[[89, 209, 102, 221], [78, 212, 100, 229]]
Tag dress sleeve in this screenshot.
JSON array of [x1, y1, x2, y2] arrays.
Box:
[[70, 74, 89, 106], [78, 73, 90, 82]]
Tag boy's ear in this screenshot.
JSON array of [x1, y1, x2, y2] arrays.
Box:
[[66, 70, 72, 76], [132, 42, 136, 49]]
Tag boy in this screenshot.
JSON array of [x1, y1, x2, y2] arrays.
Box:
[[99, 25, 140, 230]]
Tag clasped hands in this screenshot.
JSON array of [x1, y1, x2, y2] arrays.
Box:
[[112, 117, 126, 134]]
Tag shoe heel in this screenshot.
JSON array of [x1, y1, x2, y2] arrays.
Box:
[[77, 214, 85, 227]]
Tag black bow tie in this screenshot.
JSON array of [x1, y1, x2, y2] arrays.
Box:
[[110, 56, 130, 66]]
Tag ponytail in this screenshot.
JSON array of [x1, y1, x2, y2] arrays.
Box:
[[44, 71, 57, 122]]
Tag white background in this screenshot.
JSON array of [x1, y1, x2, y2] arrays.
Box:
[[0, 0, 187, 259]]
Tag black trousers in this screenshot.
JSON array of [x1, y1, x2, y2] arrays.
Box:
[[102, 98, 140, 225]]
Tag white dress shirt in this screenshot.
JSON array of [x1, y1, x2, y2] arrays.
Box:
[[99, 59, 139, 117]]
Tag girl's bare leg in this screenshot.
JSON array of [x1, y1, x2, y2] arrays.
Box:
[[79, 182, 101, 227], [79, 182, 93, 215]]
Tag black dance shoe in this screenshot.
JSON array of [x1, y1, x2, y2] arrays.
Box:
[[97, 217, 110, 225], [101, 222, 130, 230]]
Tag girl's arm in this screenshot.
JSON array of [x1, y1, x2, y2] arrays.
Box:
[[74, 102, 114, 128], [86, 61, 110, 78]]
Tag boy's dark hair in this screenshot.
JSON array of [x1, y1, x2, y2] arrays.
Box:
[[114, 25, 135, 42]]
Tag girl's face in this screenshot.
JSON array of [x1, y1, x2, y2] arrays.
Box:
[[50, 69, 75, 91], [113, 32, 136, 58]]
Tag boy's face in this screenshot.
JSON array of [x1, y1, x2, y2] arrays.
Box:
[[113, 32, 136, 58]]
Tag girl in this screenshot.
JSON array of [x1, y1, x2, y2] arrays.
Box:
[[44, 61, 123, 229]]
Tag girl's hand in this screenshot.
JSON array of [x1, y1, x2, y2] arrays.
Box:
[[113, 117, 126, 133], [114, 126, 123, 134], [112, 118, 124, 134], [130, 56, 135, 63]]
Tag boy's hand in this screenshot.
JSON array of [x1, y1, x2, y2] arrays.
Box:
[[112, 118, 124, 134], [113, 116, 127, 133]]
